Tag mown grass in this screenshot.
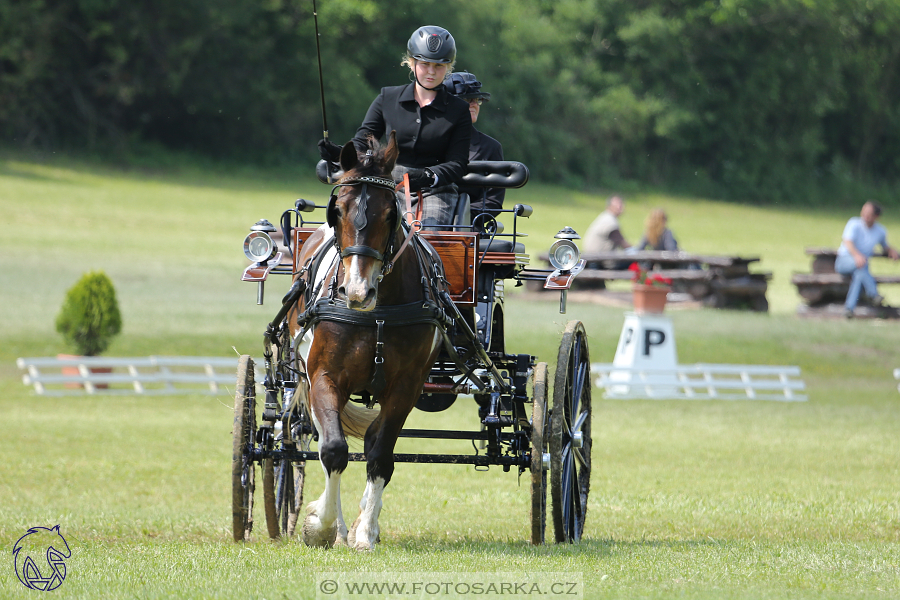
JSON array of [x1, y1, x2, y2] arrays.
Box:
[[1, 154, 898, 599]]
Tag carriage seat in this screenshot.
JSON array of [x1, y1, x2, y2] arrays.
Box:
[[478, 239, 526, 254]]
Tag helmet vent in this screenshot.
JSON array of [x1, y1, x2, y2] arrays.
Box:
[[426, 34, 442, 53]]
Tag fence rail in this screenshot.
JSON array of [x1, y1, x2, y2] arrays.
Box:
[[591, 363, 807, 402], [17, 356, 250, 396], [895, 368, 900, 393]]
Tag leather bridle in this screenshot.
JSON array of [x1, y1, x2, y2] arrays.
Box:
[[328, 175, 403, 273]]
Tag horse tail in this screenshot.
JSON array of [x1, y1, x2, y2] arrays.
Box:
[[339, 403, 379, 439]]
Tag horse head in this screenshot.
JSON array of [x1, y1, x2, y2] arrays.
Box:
[[328, 132, 400, 311]]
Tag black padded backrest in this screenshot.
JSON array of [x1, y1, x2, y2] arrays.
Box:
[[461, 161, 529, 189], [317, 159, 530, 189], [316, 160, 344, 184]]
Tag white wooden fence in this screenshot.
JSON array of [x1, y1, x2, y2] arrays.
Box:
[[591, 363, 807, 402], [894, 368, 900, 393], [17, 356, 248, 396]]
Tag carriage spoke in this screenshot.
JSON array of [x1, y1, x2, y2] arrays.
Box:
[[561, 447, 574, 534], [573, 446, 588, 469], [572, 410, 589, 437], [571, 360, 588, 415]]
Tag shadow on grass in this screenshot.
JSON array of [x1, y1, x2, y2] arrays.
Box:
[[0, 161, 84, 185], [389, 535, 722, 557]]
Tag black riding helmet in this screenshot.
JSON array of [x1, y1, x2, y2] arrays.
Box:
[[407, 25, 456, 64], [445, 72, 490, 102]]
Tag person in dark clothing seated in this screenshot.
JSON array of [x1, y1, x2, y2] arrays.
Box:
[[445, 71, 505, 226], [318, 25, 472, 230]]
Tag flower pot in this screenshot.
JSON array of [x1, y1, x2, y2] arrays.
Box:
[[57, 354, 111, 389], [632, 284, 670, 314]]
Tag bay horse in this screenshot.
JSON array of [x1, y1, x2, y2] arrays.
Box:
[[289, 133, 448, 550]]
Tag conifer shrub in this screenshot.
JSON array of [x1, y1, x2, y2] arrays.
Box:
[[55, 271, 122, 356]]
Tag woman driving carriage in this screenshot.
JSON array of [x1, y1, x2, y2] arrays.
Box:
[[318, 25, 472, 230]]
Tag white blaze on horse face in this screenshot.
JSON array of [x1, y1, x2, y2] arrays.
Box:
[[353, 476, 385, 551], [343, 254, 380, 311]]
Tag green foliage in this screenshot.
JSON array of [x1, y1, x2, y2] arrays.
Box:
[[3, 0, 900, 202], [54, 270, 122, 356]]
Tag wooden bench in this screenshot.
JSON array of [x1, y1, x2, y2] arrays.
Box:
[[537, 250, 771, 311], [791, 247, 900, 314]]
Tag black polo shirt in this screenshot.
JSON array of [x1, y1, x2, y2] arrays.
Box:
[[353, 83, 472, 186]]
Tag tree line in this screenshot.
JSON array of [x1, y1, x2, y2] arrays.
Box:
[[2, 0, 899, 203]]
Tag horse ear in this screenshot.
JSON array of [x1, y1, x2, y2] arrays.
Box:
[[339, 141, 358, 172], [384, 131, 399, 172]]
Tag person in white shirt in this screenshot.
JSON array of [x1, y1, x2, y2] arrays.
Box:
[[583, 195, 631, 269], [835, 201, 899, 317]]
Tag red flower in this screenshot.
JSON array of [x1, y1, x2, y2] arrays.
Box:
[[629, 262, 671, 287]]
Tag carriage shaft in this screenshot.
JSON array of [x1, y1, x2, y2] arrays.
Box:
[[255, 449, 529, 467]]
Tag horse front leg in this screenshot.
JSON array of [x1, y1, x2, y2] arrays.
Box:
[[302, 380, 349, 548], [350, 409, 406, 551]]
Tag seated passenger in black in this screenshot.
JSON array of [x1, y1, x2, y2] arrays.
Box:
[[445, 72, 505, 225]]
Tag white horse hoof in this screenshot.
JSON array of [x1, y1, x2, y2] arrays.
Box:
[[301, 514, 337, 548]]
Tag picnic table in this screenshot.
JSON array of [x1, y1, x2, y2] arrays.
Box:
[[537, 250, 771, 311], [791, 247, 900, 317]]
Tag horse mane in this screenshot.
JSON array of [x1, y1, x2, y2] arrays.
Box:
[[341, 136, 393, 180]]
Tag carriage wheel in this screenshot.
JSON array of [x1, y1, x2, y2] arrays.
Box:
[[281, 400, 311, 538], [530, 362, 549, 545], [550, 321, 592, 543], [263, 450, 305, 539], [232, 355, 257, 542], [278, 457, 305, 536], [262, 346, 309, 540]]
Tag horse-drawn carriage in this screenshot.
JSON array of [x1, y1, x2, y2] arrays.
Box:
[[231, 136, 591, 548]]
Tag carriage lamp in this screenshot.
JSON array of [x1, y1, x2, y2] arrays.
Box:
[[548, 227, 581, 272], [548, 240, 580, 272], [244, 219, 278, 263]]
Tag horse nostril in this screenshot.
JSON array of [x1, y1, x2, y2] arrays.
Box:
[[338, 285, 347, 297]]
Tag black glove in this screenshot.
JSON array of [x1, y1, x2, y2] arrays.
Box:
[[318, 138, 342, 162], [406, 167, 436, 192]]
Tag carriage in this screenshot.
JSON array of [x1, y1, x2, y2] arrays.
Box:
[[231, 141, 592, 547]]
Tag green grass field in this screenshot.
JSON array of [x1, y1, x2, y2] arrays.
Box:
[[1, 155, 898, 599]]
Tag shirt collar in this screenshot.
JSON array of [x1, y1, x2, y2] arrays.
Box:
[[399, 83, 449, 112]]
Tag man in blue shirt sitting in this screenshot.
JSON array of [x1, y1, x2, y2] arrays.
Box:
[[835, 201, 899, 317]]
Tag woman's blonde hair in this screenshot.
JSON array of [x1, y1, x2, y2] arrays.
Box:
[[645, 209, 668, 248], [401, 54, 455, 76]]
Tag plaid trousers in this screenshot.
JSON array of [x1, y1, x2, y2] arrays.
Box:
[[392, 164, 458, 231]]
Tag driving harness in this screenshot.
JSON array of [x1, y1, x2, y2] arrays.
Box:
[[295, 175, 456, 407]]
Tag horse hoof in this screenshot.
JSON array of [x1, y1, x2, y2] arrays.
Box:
[[301, 516, 337, 549], [347, 516, 361, 548], [333, 530, 350, 548]]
